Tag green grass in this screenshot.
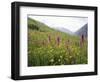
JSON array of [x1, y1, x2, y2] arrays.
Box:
[[28, 17, 88, 66]]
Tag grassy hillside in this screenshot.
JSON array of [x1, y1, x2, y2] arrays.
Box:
[[28, 17, 88, 66]]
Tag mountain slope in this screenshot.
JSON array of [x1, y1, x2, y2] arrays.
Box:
[[28, 17, 55, 32], [53, 27, 74, 35], [75, 24, 88, 37]]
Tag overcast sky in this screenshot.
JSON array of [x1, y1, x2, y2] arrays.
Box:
[[28, 15, 88, 32]]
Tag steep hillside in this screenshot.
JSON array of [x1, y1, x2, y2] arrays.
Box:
[[75, 24, 88, 37], [28, 17, 55, 32]]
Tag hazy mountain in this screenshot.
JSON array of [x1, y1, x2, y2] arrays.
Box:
[[75, 23, 88, 37], [53, 27, 74, 35]]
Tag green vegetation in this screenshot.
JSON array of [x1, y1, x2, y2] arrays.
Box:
[[28, 17, 88, 66]]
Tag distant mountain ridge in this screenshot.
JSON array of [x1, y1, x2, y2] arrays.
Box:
[[52, 24, 88, 37], [28, 17, 74, 35], [53, 27, 74, 35], [28, 17, 88, 37], [75, 24, 88, 37]]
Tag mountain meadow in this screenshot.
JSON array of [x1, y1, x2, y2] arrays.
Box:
[[28, 17, 88, 66]]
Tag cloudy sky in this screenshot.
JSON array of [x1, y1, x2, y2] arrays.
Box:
[[28, 15, 88, 32]]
